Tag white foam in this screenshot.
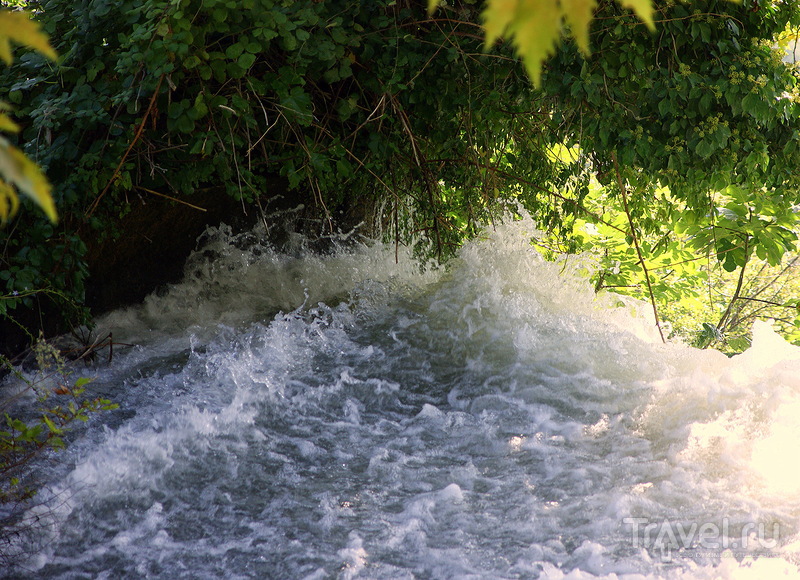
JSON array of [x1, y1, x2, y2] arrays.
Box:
[[12, 216, 800, 578]]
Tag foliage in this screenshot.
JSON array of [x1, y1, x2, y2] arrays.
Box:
[[430, 0, 656, 86], [532, 0, 800, 346], [2, 0, 800, 567], [538, 174, 800, 352], [0, 8, 57, 223], [0, 0, 562, 338], [0, 0, 798, 353], [0, 338, 117, 565], [670, 255, 800, 352]]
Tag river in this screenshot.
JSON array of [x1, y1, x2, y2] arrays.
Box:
[[4, 216, 800, 578]]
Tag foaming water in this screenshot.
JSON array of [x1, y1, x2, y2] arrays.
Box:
[[4, 217, 800, 579]]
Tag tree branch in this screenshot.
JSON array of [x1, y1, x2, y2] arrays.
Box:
[[612, 152, 665, 343]]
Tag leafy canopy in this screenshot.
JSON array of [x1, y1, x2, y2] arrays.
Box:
[[2, 0, 799, 352]]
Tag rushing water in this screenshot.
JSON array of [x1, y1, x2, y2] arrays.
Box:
[[4, 217, 800, 579]]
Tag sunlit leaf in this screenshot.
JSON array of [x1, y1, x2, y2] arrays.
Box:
[[0, 36, 10, 66], [74, 377, 93, 389], [0, 137, 57, 222], [482, 0, 520, 48], [561, 0, 597, 55], [0, 179, 19, 222], [618, 0, 655, 30], [42, 415, 62, 435], [434, 0, 659, 86], [0, 187, 7, 220], [508, 0, 561, 87], [0, 10, 58, 65], [0, 111, 19, 133], [0, 11, 58, 224]]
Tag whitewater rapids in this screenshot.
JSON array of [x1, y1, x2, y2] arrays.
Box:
[[4, 216, 800, 579]]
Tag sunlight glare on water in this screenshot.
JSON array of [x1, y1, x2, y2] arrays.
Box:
[[4, 216, 800, 579]]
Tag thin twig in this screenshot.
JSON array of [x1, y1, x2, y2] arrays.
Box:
[[389, 95, 442, 259], [612, 152, 665, 343], [734, 296, 796, 308], [86, 75, 165, 218], [135, 187, 207, 212], [466, 161, 628, 235], [716, 236, 749, 334]]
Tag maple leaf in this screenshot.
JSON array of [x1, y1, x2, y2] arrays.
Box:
[[0, 10, 58, 223], [499, 0, 561, 87]]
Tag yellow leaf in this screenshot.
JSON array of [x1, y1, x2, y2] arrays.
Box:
[[480, 0, 660, 86], [0, 10, 58, 65], [0, 112, 19, 133], [0, 178, 19, 223], [513, 0, 561, 87], [427, 0, 442, 15], [617, 0, 655, 31], [0, 36, 10, 66], [0, 138, 57, 222], [483, 0, 561, 87], [482, 0, 519, 48], [562, 0, 598, 55], [0, 191, 8, 222]]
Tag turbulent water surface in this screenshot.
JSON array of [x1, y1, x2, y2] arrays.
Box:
[[4, 218, 800, 579]]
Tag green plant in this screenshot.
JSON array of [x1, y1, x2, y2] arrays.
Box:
[[1, 0, 799, 350], [1, 337, 117, 564], [430, 0, 658, 86], [537, 173, 800, 353]]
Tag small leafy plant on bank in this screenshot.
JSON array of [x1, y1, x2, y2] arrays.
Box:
[[0, 338, 117, 566]]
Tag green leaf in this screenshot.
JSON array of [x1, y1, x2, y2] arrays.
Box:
[[618, 0, 654, 30], [698, 92, 712, 115], [741, 93, 769, 121], [488, 0, 561, 88], [176, 115, 195, 133], [238, 52, 256, 69], [700, 322, 722, 342], [695, 139, 713, 158], [336, 159, 352, 178], [42, 415, 62, 435], [74, 377, 93, 389], [225, 43, 243, 60]]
